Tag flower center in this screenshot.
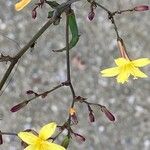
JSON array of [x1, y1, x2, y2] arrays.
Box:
[[35, 138, 44, 148]]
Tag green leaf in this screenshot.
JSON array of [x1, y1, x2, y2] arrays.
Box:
[[53, 10, 80, 52], [46, 1, 59, 9], [48, 10, 54, 18], [61, 136, 70, 149]]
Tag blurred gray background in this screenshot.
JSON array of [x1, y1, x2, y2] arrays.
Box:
[[0, 0, 150, 150]]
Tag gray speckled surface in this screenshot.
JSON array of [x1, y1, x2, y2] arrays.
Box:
[[0, 0, 150, 150]]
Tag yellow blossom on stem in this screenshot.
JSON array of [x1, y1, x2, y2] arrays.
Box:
[[100, 57, 150, 84], [18, 122, 66, 150], [15, 0, 31, 11]]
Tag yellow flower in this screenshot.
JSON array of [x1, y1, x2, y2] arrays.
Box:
[[101, 58, 150, 84], [15, 0, 31, 11], [18, 122, 66, 150]]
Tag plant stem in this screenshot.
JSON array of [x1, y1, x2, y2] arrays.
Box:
[[29, 84, 64, 102], [66, 15, 71, 82], [0, 18, 54, 92], [0, 0, 81, 93], [95, 2, 111, 13], [65, 12, 76, 99], [65, 11, 76, 137], [0, 132, 17, 136]]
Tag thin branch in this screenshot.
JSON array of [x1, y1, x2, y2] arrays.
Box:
[[108, 15, 120, 39], [0, 60, 18, 91], [0, 19, 54, 91], [66, 14, 71, 82], [26, 84, 64, 103], [29, 84, 63, 101], [84, 101, 104, 108], [65, 11, 76, 99], [0, 132, 17, 136], [112, 8, 134, 16], [10, 83, 64, 112], [52, 130, 64, 142], [64, 10, 77, 138], [95, 1, 121, 39], [0, 0, 81, 93], [94, 1, 111, 13]]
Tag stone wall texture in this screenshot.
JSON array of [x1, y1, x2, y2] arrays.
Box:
[[0, 0, 150, 150]]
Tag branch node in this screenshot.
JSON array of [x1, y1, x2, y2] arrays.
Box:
[[0, 53, 14, 63]]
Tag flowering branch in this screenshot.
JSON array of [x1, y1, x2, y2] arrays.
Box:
[[1, 0, 150, 149]]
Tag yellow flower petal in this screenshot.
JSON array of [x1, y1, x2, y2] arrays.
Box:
[[115, 57, 129, 66], [15, 0, 31, 11], [100, 57, 150, 84], [43, 141, 66, 150], [131, 67, 148, 78], [116, 66, 130, 83], [132, 58, 150, 67], [39, 122, 57, 140], [24, 145, 35, 150], [18, 132, 38, 145], [101, 67, 119, 77]]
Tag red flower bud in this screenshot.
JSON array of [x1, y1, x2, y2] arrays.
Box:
[[10, 101, 29, 112], [74, 133, 86, 143], [89, 112, 95, 122], [26, 90, 34, 95], [71, 113, 78, 124], [0, 131, 3, 145], [101, 107, 115, 121], [32, 9, 37, 19], [26, 90, 38, 96], [134, 5, 149, 11], [88, 11, 95, 21]]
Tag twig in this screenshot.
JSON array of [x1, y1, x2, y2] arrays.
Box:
[[95, 1, 121, 40], [0, 0, 81, 93], [94, 1, 110, 13], [0, 132, 17, 136], [112, 8, 134, 16], [108, 13, 120, 39], [28, 83, 64, 102]]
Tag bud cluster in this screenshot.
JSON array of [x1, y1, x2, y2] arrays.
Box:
[[78, 98, 115, 122]]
